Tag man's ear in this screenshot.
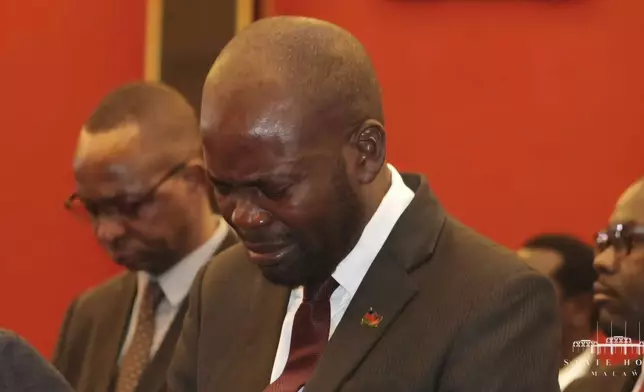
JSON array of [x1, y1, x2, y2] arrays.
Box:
[[352, 119, 386, 184]]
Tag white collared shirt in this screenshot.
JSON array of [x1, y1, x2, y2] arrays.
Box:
[[558, 348, 594, 391], [269, 164, 415, 384], [118, 217, 229, 360]]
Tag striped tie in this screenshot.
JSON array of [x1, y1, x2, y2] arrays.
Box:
[[115, 280, 164, 392]]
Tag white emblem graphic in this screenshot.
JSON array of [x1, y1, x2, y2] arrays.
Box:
[[572, 322, 644, 355]]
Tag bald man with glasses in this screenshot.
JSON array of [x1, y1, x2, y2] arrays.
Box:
[[566, 178, 644, 392]]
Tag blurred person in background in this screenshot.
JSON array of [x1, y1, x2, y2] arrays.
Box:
[[0, 329, 73, 392], [519, 233, 597, 391], [566, 178, 644, 392], [52, 82, 237, 392]]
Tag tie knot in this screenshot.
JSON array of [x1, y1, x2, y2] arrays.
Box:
[[303, 277, 339, 302], [144, 280, 165, 311]]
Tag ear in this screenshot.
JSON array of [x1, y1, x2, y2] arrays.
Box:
[[351, 119, 386, 184]]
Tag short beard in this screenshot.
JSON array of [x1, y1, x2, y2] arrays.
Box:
[[112, 224, 188, 276]]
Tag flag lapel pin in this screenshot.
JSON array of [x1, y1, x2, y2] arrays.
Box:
[[361, 307, 383, 328]]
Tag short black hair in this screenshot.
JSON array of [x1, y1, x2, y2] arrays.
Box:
[[523, 234, 596, 298], [82, 81, 201, 161]]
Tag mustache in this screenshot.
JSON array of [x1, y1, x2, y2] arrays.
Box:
[[235, 229, 293, 245], [594, 281, 620, 298]]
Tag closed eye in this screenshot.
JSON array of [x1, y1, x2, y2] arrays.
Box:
[[262, 184, 292, 200], [212, 180, 234, 196]]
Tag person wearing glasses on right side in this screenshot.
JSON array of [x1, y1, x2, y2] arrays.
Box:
[[566, 178, 644, 392]]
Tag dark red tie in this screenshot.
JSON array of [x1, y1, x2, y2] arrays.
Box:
[[264, 278, 339, 392]]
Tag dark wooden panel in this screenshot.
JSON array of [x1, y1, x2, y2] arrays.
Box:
[[160, 0, 236, 114]]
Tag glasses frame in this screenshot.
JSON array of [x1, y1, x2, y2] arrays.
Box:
[[64, 162, 187, 219], [594, 222, 644, 256]]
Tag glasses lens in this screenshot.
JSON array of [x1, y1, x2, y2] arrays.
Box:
[[595, 231, 609, 252]]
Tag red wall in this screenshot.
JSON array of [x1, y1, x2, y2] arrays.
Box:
[[270, 0, 644, 248], [2, 0, 643, 358], [0, 1, 145, 356]]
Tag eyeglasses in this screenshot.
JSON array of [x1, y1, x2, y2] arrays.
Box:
[[64, 162, 187, 220], [594, 222, 644, 256]]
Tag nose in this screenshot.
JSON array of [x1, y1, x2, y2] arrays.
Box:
[[93, 215, 127, 244], [594, 247, 619, 276], [231, 199, 271, 230]]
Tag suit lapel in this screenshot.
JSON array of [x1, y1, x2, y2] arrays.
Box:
[[206, 268, 289, 391], [90, 273, 136, 392], [305, 249, 417, 392], [239, 278, 290, 390], [136, 229, 238, 392], [219, 230, 239, 254], [305, 174, 445, 392], [202, 227, 289, 390]]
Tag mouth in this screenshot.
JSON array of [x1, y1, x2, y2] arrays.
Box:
[[593, 282, 620, 303], [243, 241, 295, 266]]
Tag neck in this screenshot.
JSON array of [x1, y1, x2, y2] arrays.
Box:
[[362, 166, 392, 221], [195, 212, 220, 248]]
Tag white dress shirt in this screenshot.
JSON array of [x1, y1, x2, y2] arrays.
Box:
[[269, 164, 415, 385], [118, 217, 229, 360], [558, 348, 594, 391]]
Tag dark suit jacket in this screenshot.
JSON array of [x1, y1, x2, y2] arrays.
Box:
[[564, 362, 640, 392], [52, 230, 237, 392], [0, 329, 73, 392], [168, 173, 561, 392]]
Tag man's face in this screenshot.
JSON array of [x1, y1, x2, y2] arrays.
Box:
[[593, 184, 644, 338], [72, 125, 199, 275], [201, 91, 366, 286]]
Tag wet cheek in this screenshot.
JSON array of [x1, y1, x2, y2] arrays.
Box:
[[288, 183, 314, 205]]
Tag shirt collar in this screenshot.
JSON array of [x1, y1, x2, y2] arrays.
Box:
[[331, 164, 415, 298], [139, 216, 229, 306]]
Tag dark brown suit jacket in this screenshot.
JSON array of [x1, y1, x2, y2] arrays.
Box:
[[52, 230, 237, 392], [564, 362, 640, 392], [168, 174, 561, 392]]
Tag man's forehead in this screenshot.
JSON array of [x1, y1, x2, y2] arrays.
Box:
[[75, 125, 140, 161], [611, 180, 644, 223], [73, 126, 151, 185]]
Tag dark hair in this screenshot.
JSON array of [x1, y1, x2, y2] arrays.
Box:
[[522, 234, 596, 298], [82, 81, 201, 163]]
